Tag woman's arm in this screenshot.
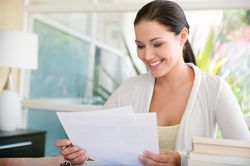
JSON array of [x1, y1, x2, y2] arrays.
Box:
[[215, 80, 250, 140], [0, 156, 63, 166]]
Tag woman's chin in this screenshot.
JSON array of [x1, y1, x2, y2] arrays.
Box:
[[150, 70, 165, 78]]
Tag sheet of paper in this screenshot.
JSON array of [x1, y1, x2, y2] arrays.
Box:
[[57, 106, 159, 166]]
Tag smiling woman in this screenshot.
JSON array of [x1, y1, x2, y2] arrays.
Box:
[[55, 1, 249, 166]]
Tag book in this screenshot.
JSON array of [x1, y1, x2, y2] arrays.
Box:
[[192, 137, 250, 158], [189, 152, 250, 165], [188, 159, 237, 166]]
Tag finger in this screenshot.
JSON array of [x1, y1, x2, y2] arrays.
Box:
[[144, 151, 173, 163], [140, 155, 171, 166], [144, 151, 157, 161], [65, 148, 85, 161], [70, 152, 87, 164], [55, 139, 71, 148], [61, 145, 80, 156], [161, 151, 181, 165], [160, 151, 174, 155], [139, 154, 157, 166]]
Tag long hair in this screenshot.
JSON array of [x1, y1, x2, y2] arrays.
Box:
[[134, 0, 196, 65]]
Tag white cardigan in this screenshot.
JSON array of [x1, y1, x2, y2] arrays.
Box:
[[104, 63, 250, 166]]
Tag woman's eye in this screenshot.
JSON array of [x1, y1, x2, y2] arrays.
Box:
[[137, 45, 145, 49], [153, 43, 162, 47]]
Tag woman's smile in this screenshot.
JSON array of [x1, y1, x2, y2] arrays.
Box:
[[147, 59, 166, 71]]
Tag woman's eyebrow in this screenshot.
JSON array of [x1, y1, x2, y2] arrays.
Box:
[[150, 37, 163, 42], [135, 40, 143, 44], [135, 37, 163, 44]]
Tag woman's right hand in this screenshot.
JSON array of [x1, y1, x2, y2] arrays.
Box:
[[56, 139, 87, 165]]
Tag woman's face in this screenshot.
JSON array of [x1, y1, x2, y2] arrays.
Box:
[[134, 20, 186, 78]]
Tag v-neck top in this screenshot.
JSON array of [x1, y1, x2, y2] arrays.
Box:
[[104, 63, 250, 166], [158, 124, 180, 151]]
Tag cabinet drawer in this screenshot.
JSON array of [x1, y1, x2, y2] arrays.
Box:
[[0, 129, 46, 157]]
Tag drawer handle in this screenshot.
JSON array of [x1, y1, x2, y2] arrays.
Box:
[[0, 141, 32, 150]]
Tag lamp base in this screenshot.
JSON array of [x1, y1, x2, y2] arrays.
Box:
[[0, 89, 22, 131]]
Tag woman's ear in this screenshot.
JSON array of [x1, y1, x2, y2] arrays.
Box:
[[179, 28, 188, 45]]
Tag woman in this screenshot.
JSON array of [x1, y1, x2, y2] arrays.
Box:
[[56, 0, 250, 166]]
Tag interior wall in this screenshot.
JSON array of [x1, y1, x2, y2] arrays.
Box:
[[0, 0, 23, 91]]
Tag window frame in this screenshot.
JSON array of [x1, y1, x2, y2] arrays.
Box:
[[24, 0, 250, 13]]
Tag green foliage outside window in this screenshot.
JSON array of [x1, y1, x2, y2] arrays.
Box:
[[196, 10, 250, 118]]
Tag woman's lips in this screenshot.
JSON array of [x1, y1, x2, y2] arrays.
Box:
[[148, 59, 165, 69]]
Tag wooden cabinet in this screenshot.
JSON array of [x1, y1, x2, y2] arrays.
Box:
[[0, 129, 46, 157]]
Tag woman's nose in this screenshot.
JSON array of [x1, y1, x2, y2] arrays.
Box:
[[144, 47, 155, 60]]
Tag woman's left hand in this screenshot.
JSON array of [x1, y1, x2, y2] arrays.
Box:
[[139, 150, 181, 166]]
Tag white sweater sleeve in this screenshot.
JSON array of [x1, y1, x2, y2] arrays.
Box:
[[215, 80, 250, 140]]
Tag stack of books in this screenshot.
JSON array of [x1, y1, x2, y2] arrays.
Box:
[[188, 137, 250, 166]]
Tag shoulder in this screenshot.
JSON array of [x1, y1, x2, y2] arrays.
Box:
[[191, 64, 229, 91], [202, 72, 226, 87], [190, 64, 233, 107], [201, 71, 230, 92], [104, 73, 154, 108]]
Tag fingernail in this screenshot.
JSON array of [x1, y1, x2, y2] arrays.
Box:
[[62, 143, 73, 150], [138, 155, 143, 161]]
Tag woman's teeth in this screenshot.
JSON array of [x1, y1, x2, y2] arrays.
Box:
[[149, 60, 162, 67]]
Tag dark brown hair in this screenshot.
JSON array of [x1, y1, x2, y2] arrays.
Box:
[[134, 0, 196, 65]]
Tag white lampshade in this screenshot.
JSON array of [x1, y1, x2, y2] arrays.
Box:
[[0, 30, 38, 69], [0, 30, 38, 131]]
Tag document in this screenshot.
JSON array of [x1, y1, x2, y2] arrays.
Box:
[[57, 106, 159, 166]]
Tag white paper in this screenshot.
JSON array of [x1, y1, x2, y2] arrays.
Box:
[[57, 106, 159, 166]]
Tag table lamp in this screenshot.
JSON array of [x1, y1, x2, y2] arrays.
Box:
[[0, 30, 38, 131]]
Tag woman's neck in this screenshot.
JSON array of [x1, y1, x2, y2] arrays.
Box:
[[155, 61, 194, 91]]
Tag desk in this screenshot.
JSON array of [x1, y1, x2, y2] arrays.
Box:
[[0, 157, 114, 166], [0, 129, 46, 157]]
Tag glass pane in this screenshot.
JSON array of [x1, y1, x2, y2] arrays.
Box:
[[95, 13, 124, 49], [27, 12, 139, 103], [42, 13, 92, 36], [29, 18, 90, 99], [93, 47, 135, 104]]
